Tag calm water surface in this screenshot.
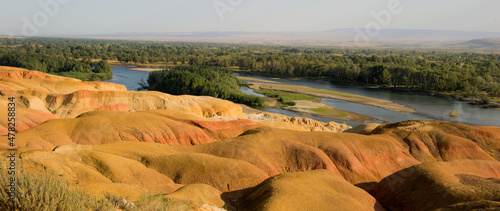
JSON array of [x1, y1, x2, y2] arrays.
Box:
[[235, 73, 500, 127], [104, 66, 150, 91], [104, 66, 500, 127]]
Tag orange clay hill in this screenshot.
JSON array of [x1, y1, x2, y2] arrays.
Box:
[[0, 66, 499, 210]]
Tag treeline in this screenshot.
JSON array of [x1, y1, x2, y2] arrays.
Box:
[[0, 38, 113, 81], [0, 53, 112, 80], [237, 54, 500, 97], [1, 37, 499, 97], [141, 66, 265, 107]]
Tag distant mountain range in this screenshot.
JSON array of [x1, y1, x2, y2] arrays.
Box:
[[57, 29, 500, 50], [446, 38, 500, 50]]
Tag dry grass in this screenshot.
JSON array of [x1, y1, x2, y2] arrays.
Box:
[[0, 163, 115, 211], [132, 195, 192, 211], [0, 161, 198, 211]]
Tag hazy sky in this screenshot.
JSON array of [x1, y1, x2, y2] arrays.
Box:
[[1, 0, 499, 36]]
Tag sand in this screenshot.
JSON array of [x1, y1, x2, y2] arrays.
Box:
[[130, 67, 165, 72], [236, 76, 282, 84], [250, 83, 416, 113], [263, 98, 379, 123]]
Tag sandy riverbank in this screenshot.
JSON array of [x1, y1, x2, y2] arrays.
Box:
[[284, 100, 380, 123], [130, 67, 165, 72], [250, 83, 416, 113], [260, 97, 379, 123], [237, 76, 282, 84]]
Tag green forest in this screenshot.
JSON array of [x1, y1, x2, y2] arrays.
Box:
[[0, 37, 499, 99], [0, 39, 113, 81], [0, 53, 112, 80], [141, 66, 266, 107]]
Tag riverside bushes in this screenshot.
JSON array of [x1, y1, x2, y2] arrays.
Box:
[[142, 66, 266, 107]]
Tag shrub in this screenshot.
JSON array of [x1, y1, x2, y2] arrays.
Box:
[[480, 95, 491, 104], [0, 164, 114, 211]]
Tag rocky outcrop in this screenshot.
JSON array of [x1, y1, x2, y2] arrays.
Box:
[[245, 112, 351, 133]]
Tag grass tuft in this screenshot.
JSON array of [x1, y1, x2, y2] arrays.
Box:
[[255, 89, 321, 107]]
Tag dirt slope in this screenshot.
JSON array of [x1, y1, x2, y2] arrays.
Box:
[[371, 160, 500, 210], [230, 170, 385, 211]]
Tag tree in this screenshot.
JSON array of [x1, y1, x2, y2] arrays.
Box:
[[94, 60, 112, 73]]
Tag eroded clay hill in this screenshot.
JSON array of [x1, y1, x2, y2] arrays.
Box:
[[0, 106, 58, 135], [0, 66, 499, 210], [227, 170, 385, 211], [371, 160, 500, 210], [1, 110, 261, 149], [7, 120, 500, 210]]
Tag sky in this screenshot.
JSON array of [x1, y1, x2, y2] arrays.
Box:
[[0, 0, 499, 36]]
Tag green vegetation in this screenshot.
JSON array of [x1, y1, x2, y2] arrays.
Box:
[[307, 107, 332, 113], [141, 66, 266, 107], [238, 80, 254, 87], [305, 107, 349, 118], [255, 89, 320, 106], [0, 53, 112, 81], [1, 37, 499, 98]]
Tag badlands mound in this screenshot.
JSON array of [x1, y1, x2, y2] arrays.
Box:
[[0, 106, 58, 135], [0, 66, 126, 93], [2, 109, 260, 149], [371, 120, 500, 160], [229, 170, 385, 211], [0, 66, 499, 210], [371, 160, 500, 210]]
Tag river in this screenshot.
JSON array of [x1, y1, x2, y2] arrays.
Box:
[[104, 66, 151, 91], [105, 66, 500, 127]]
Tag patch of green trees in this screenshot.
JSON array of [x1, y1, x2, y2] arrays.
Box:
[[141, 66, 266, 107], [0, 53, 112, 80], [0, 38, 113, 81]]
